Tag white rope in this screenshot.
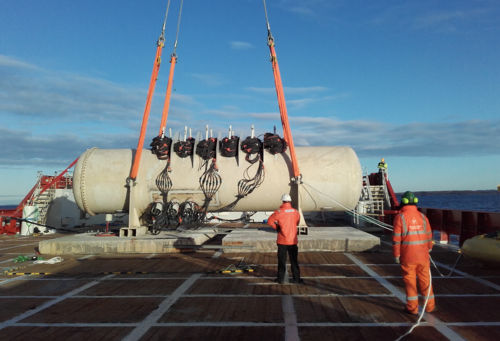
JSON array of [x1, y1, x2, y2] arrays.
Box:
[[302, 181, 437, 340], [301, 181, 394, 231], [394, 267, 433, 341]]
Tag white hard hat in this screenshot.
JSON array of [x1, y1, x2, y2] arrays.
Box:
[[281, 193, 292, 202]]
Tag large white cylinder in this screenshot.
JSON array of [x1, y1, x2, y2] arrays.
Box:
[[73, 146, 362, 216]]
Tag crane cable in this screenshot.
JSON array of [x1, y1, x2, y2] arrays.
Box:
[[129, 0, 171, 180], [158, 0, 184, 137], [262, 0, 301, 181]]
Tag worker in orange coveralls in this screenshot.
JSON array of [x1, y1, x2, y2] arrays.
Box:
[[393, 191, 436, 315], [267, 194, 303, 284]]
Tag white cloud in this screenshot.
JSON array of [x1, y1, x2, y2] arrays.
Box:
[[190, 73, 226, 87], [277, 0, 337, 18], [246, 86, 329, 95], [413, 8, 490, 31], [367, 3, 499, 33], [1, 115, 499, 167], [0, 55, 40, 70], [0, 56, 144, 121], [245, 87, 348, 109], [289, 116, 500, 157], [1, 55, 498, 169], [248, 112, 280, 120], [229, 41, 254, 50]]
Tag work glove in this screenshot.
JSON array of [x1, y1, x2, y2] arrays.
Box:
[[429, 249, 432, 253], [394, 256, 400, 264]]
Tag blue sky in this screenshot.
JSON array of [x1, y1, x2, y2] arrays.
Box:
[[1, 0, 499, 205]]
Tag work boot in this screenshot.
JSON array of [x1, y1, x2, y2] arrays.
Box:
[[273, 278, 283, 284], [289, 278, 305, 284]]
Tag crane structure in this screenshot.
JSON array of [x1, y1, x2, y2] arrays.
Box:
[[127, 0, 307, 229]]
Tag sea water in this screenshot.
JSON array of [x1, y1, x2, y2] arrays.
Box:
[[405, 190, 500, 213]]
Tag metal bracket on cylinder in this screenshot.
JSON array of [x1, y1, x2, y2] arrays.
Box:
[[290, 178, 308, 232], [291, 174, 303, 185], [126, 177, 142, 229]]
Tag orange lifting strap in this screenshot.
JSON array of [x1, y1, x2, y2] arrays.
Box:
[[129, 1, 171, 180], [158, 54, 177, 136], [263, 0, 301, 180], [129, 39, 165, 180], [130, 0, 185, 181]]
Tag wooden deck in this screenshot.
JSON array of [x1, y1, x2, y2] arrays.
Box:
[[0, 232, 499, 340]]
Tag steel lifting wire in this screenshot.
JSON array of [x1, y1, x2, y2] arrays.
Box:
[[158, 0, 171, 46], [172, 0, 184, 55], [129, 0, 171, 180], [262, 0, 272, 38], [157, 0, 184, 139]]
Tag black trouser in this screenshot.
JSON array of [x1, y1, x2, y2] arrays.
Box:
[[277, 244, 300, 281]]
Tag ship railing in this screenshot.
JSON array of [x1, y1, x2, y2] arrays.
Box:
[[420, 207, 500, 246]]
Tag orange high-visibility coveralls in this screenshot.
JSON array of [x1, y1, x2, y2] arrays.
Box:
[[268, 202, 301, 282], [393, 205, 435, 314], [267, 202, 300, 245]]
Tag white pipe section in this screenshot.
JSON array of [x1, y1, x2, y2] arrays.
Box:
[[73, 146, 362, 216]]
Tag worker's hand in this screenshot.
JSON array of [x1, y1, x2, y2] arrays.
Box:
[[429, 249, 432, 253], [394, 257, 400, 264]]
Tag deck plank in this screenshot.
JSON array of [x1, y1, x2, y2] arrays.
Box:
[[0, 232, 498, 340]]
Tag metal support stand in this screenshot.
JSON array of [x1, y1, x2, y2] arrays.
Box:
[[290, 179, 308, 235], [127, 179, 141, 228]]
